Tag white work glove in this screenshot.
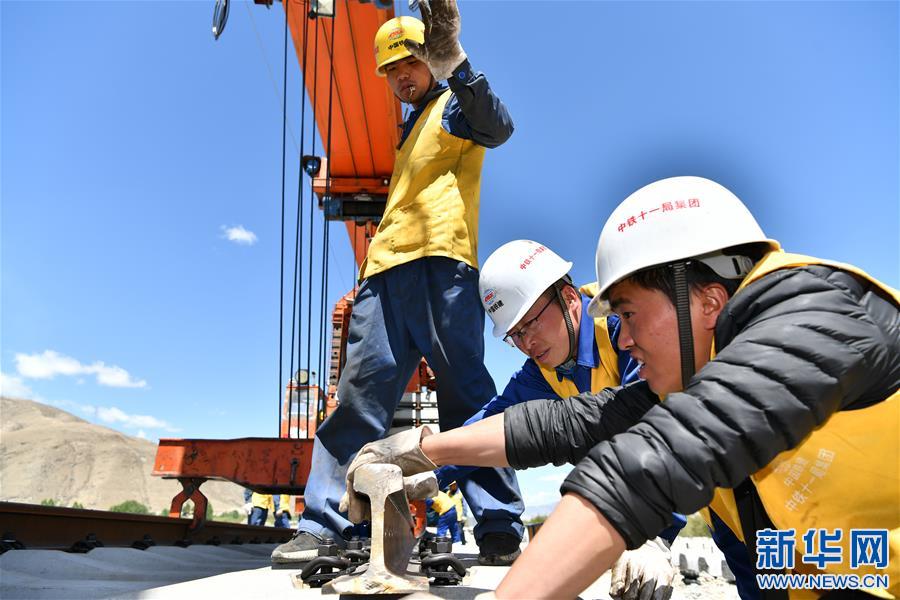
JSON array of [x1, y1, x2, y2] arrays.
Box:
[[242, 502, 253, 516], [609, 537, 676, 600], [404, 0, 467, 81], [338, 425, 438, 523]]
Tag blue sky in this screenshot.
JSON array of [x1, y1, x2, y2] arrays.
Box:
[[2, 1, 897, 509]]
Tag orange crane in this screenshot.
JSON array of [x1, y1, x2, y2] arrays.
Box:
[[153, 0, 434, 532]]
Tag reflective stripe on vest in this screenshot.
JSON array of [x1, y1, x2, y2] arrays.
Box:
[[359, 90, 486, 280], [706, 251, 899, 599]]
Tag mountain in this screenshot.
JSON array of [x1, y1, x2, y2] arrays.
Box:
[[0, 396, 244, 514]]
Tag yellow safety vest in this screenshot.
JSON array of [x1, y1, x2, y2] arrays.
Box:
[[449, 490, 465, 521], [431, 491, 455, 516], [538, 283, 622, 397], [360, 90, 486, 280], [701, 251, 899, 599], [250, 492, 274, 511]]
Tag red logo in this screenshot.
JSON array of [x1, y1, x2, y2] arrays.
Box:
[[483, 289, 496, 305], [388, 28, 403, 41]]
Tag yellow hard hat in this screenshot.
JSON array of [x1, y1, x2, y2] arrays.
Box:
[[373, 16, 425, 77]]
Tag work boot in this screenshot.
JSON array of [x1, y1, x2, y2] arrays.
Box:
[[477, 532, 522, 566], [270, 531, 322, 564]]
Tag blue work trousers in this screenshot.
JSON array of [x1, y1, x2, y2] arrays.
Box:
[[249, 507, 268, 527], [296, 257, 524, 545], [437, 507, 462, 543]]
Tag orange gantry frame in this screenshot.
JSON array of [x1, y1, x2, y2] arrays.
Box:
[[153, 437, 313, 529]]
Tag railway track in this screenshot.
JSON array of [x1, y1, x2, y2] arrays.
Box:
[[0, 502, 294, 552]]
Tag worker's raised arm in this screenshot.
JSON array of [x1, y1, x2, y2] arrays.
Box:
[[443, 61, 514, 148], [406, 0, 513, 147]]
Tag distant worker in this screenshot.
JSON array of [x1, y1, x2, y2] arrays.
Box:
[[344, 176, 900, 599], [273, 495, 292, 529], [446, 481, 467, 544], [271, 0, 522, 566], [428, 488, 462, 544], [243, 489, 274, 527]]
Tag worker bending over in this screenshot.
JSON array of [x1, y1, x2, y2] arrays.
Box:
[[343, 176, 900, 599], [272, 0, 523, 566]]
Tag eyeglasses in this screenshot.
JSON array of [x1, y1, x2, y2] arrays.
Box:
[[503, 297, 555, 347]]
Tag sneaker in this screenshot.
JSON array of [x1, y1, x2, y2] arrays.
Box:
[[477, 532, 522, 566], [270, 531, 322, 564]]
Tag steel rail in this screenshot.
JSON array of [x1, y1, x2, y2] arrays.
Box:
[[0, 502, 294, 552]]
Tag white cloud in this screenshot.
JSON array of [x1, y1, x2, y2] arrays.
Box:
[[97, 406, 177, 431], [15, 350, 147, 388], [221, 225, 258, 246], [59, 401, 176, 434], [96, 406, 177, 432], [0, 371, 34, 398], [16, 351, 82, 378]]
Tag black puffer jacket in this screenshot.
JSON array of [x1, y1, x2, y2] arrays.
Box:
[[504, 264, 900, 548]]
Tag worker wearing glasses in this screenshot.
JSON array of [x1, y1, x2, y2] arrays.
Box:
[[433, 240, 683, 586], [458, 240, 641, 427]]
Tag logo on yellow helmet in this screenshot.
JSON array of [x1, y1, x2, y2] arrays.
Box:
[[374, 16, 424, 76]]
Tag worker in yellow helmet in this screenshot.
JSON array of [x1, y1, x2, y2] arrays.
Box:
[[342, 176, 899, 599], [272, 0, 521, 567]]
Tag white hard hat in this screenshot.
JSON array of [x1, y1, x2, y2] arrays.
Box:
[[587, 176, 780, 317], [479, 240, 573, 337]]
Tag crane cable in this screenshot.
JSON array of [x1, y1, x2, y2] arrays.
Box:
[[292, 0, 313, 438], [304, 10, 320, 435], [276, 0, 341, 437], [319, 7, 337, 421], [277, 0, 289, 433]]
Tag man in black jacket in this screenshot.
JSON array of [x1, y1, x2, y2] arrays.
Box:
[[344, 176, 899, 599]]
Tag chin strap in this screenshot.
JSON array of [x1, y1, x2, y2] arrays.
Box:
[[553, 281, 578, 372], [670, 261, 695, 390]]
